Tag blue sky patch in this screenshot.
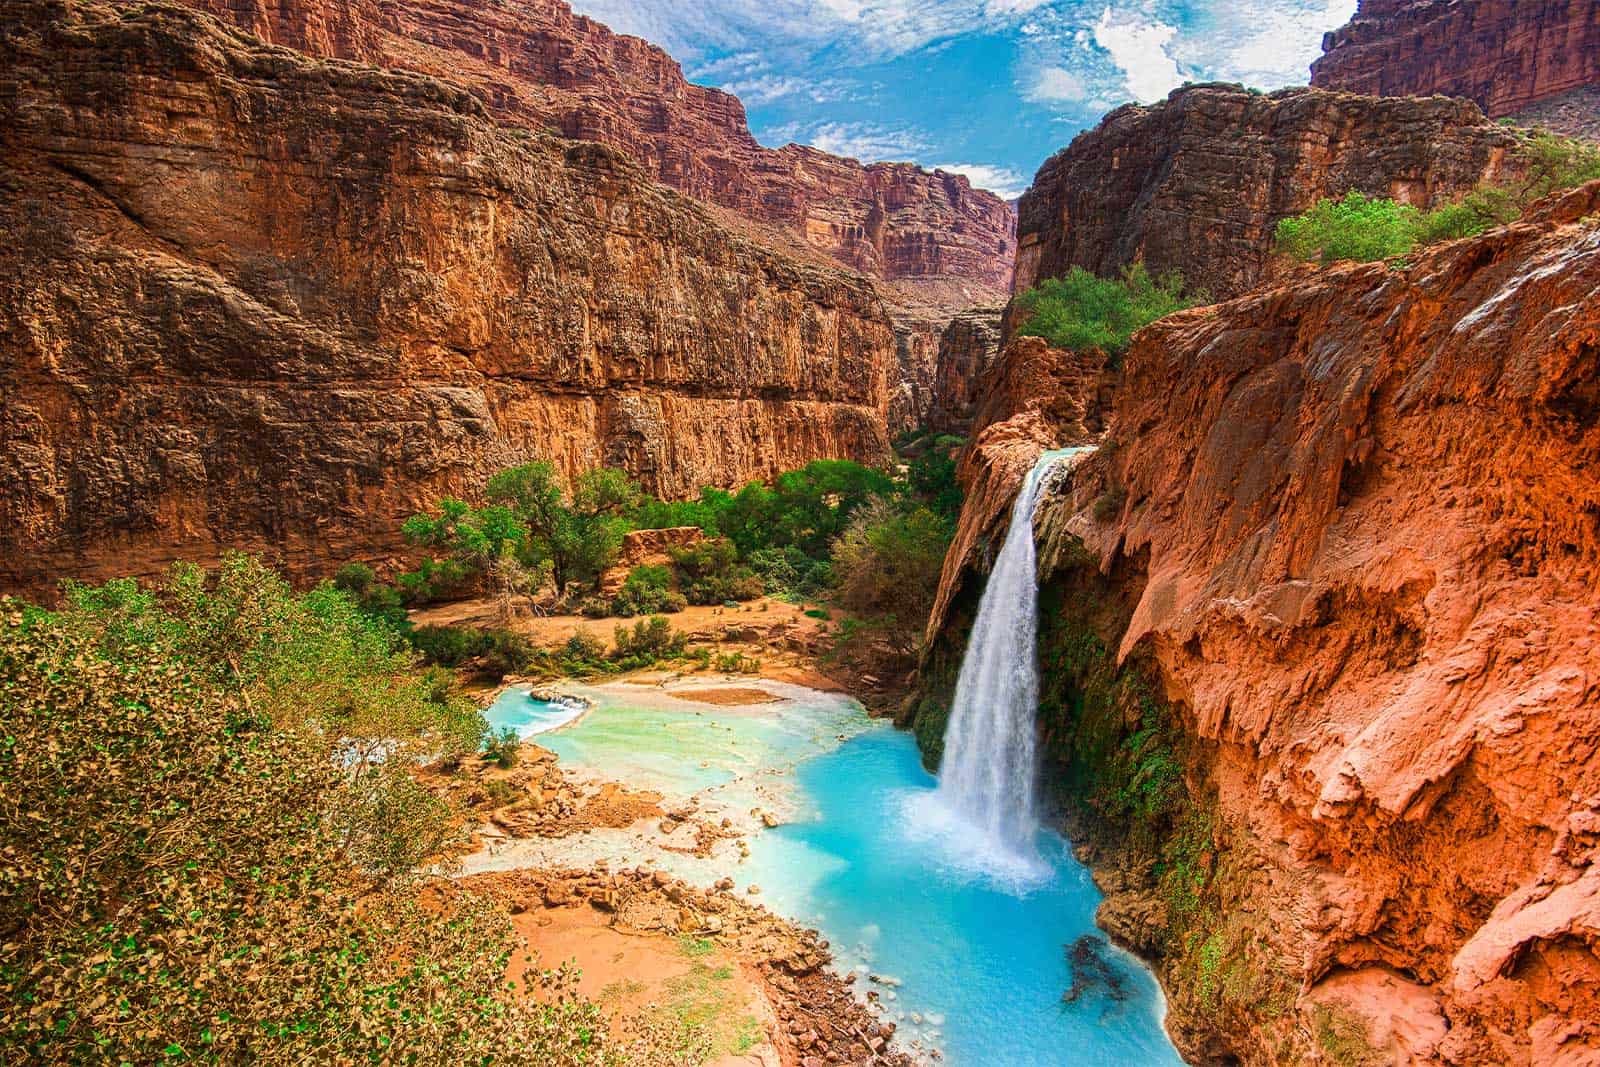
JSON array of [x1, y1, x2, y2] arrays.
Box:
[[569, 0, 1357, 198]]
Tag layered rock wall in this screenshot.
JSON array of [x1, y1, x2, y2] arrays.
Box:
[[1015, 85, 1520, 300], [179, 0, 1016, 296], [924, 306, 1005, 434], [1311, 0, 1600, 131], [0, 0, 894, 595], [928, 187, 1600, 1063]]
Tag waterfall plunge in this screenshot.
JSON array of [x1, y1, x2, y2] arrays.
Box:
[[936, 449, 1085, 856]]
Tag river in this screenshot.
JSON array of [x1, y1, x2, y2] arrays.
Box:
[[483, 682, 1185, 1066]]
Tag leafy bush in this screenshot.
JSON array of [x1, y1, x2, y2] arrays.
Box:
[[479, 628, 537, 681], [907, 439, 965, 521], [831, 499, 954, 655], [560, 631, 610, 675], [484, 726, 522, 769], [610, 564, 687, 616], [0, 559, 627, 1065], [1274, 191, 1421, 264], [409, 625, 535, 681], [747, 546, 832, 598], [669, 538, 764, 606], [411, 623, 493, 666], [1279, 135, 1600, 266], [613, 616, 687, 662], [332, 562, 410, 632], [1014, 265, 1197, 354], [713, 651, 760, 674], [394, 555, 473, 606]]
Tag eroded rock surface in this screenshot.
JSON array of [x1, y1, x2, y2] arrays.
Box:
[[1010, 187, 1600, 1063], [0, 0, 896, 595], [179, 0, 1016, 297], [1015, 84, 1521, 300], [1312, 0, 1600, 135]]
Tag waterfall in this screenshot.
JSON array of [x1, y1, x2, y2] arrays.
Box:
[[936, 448, 1083, 854]]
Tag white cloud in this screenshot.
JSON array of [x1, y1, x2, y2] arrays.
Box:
[[1093, 6, 1184, 104], [1025, 65, 1089, 103], [1176, 0, 1357, 89], [934, 162, 1032, 199], [769, 121, 931, 162], [571, 0, 1075, 63]]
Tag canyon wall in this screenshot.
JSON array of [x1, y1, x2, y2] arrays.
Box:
[[923, 306, 1006, 435], [1014, 85, 1520, 300], [922, 186, 1600, 1063], [0, 0, 895, 596], [1311, 0, 1600, 135], [178, 0, 1016, 298]]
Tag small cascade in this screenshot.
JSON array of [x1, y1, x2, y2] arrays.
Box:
[[936, 448, 1084, 854]]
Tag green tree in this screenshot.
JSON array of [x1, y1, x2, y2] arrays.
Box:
[[831, 499, 954, 655], [0, 561, 633, 1065], [1014, 265, 1197, 355], [402, 498, 533, 617], [1274, 190, 1421, 264], [487, 463, 640, 596]]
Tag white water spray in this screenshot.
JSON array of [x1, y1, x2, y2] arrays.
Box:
[[936, 448, 1085, 854]]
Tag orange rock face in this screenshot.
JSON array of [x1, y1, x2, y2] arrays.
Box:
[[1311, 0, 1600, 132], [0, 0, 895, 595], [922, 336, 1112, 650], [1030, 188, 1599, 1062], [179, 0, 1016, 297], [1015, 84, 1521, 300]]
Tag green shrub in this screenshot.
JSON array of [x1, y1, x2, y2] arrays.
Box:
[[747, 546, 831, 598], [1274, 190, 1421, 264], [670, 538, 764, 606], [613, 617, 687, 662], [556, 631, 616, 676], [332, 562, 410, 632], [610, 564, 687, 616], [1013, 265, 1197, 354], [714, 651, 760, 674], [479, 629, 536, 680], [0, 559, 629, 1065], [410, 623, 492, 667], [1280, 136, 1600, 267], [484, 726, 522, 769], [832, 499, 954, 655]]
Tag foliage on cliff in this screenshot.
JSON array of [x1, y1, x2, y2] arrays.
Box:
[[1277, 130, 1600, 264], [0, 556, 634, 1064], [1013, 266, 1198, 357]]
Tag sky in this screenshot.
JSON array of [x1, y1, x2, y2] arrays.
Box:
[[567, 0, 1357, 199]]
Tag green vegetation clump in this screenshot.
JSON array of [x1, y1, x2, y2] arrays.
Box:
[[1013, 265, 1199, 355], [1276, 130, 1600, 265], [831, 499, 953, 656], [0, 555, 631, 1065], [390, 444, 964, 669], [484, 725, 522, 769], [611, 564, 687, 617], [1275, 190, 1427, 264], [1311, 1005, 1387, 1067]]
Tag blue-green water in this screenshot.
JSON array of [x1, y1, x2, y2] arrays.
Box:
[[483, 687, 587, 737], [743, 724, 1183, 1066], [487, 685, 1184, 1066]]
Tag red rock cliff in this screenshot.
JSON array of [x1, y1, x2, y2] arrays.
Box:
[[1015, 84, 1521, 300], [931, 187, 1600, 1063], [180, 0, 1016, 298], [1311, 0, 1600, 134], [0, 0, 895, 596]]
